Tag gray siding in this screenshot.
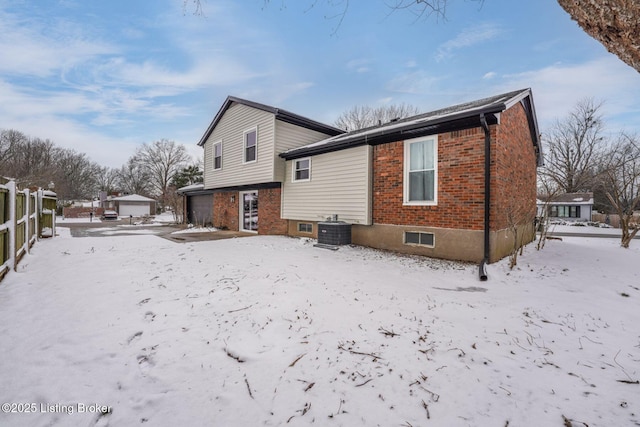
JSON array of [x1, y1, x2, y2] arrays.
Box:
[[203, 103, 276, 189], [282, 145, 372, 224]]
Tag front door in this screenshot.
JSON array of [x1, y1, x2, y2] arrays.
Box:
[[240, 191, 258, 232]]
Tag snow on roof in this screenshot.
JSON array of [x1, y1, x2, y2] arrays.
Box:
[[539, 193, 594, 204], [177, 183, 204, 192], [111, 194, 155, 202]]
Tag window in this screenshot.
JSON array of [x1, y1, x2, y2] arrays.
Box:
[[550, 205, 580, 218], [404, 231, 435, 247], [293, 158, 311, 181], [298, 223, 313, 233], [213, 141, 222, 170], [404, 136, 437, 205], [244, 128, 257, 163]]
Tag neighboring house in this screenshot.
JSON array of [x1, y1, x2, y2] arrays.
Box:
[[280, 88, 542, 264], [188, 96, 344, 233], [537, 192, 593, 221], [111, 194, 156, 217]]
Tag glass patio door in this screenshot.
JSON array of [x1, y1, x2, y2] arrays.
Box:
[[240, 191, 258, 232]]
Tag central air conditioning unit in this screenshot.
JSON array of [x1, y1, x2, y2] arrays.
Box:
[[316, 221, 352, 246]]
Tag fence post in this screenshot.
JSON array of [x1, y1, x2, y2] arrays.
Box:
[[24, 189, 30, 254], [7, 181, 16, 272]]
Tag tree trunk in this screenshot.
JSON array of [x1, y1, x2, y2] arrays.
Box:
[[557, 0, 640, 72]]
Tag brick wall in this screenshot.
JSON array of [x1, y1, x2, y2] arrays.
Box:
[[212, 188, 287, 234], [373, 127, 486, 230], [213, 191, 239, 231], [372, 102, 537, 233], [63, 207, 105, 218], [257, 187, 288, 235], [492, 103, 538, 231]]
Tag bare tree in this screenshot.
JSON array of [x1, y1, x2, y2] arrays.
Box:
[[117, 158, 153, 197], [597, 133, 640, 248], [0, 129, 28, 174], [540, 98, 606, 194], [95, 166, 120, 194], [334, 103, 421, 131], [133, 139, 191, 208]]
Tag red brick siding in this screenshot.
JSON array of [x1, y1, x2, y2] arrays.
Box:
[[213, 191, 239, 231], [373, 127, 486, 230], [372, 103, 537, 232], [212, 188, 287, 234], [257, 187, 287, 235], [492, 103, 538, 230]]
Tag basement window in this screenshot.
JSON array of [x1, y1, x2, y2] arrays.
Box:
[[298, 223, 313, 233], [404, 231, 435, 247]]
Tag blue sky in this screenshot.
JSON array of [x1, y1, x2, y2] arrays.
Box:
[[1, 0, 639, 168]]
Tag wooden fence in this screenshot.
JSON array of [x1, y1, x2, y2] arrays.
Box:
[[0, 180, 56, 281], [592, 212, 640, 229]]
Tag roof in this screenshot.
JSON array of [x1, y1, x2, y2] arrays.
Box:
[[280, 88, 542, 166], [177, 183, 204, 193], [538, 192, 594, 205], [197, 96, 345, 147], [112, 194, 155, 202]]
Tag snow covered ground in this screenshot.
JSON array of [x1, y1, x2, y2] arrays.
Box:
[[0, 228, 638, 427]]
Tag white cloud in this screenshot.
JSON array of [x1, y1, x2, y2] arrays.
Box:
[[346, 58, 372, 73], [435, 23, 504, 62], [483, 71, 497, 79], [386, 70, 442, 95], [495, 56, 640, 132]]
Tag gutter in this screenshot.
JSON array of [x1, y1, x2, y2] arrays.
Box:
[[479, 113, 491, 281]]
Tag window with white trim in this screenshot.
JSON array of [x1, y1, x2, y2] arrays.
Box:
[[404, 136, 437, 205], [213, 141, 222, 170], [293, 158, 311, 181], [404, 231, 435, 247], [243, 128, 257, 163]]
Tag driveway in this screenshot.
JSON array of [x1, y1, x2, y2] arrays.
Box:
[[56, 218, 254, 243]]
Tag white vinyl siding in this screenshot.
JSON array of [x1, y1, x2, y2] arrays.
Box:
[[274, 120, 337, 182], [282, 145, 372, 225], [203, 103, 275, 189]]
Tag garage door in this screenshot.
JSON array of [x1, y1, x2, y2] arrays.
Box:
[[187, 194, 213, 226], [118, 202, 150, 217]]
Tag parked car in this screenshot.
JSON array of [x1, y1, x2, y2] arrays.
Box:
[[101, 210, 119, 220]]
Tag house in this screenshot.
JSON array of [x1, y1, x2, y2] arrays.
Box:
[[537, 192, 593, 222], [193, 89, 542, 270], [187, 96, 344, 233], [280, 88, 542, 266]]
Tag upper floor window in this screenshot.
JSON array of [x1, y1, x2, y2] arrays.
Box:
[[293, 158, 311, 181], [404, 136, 437, 205], [244, 128, 257, 163], [213, 141, 222, 170]]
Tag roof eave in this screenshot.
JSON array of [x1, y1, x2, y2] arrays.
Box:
[[197, 96, 344, 146], [280, 107, 504, 160]]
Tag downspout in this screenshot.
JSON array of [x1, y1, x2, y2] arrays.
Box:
[[479, 113, 491, 281]]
